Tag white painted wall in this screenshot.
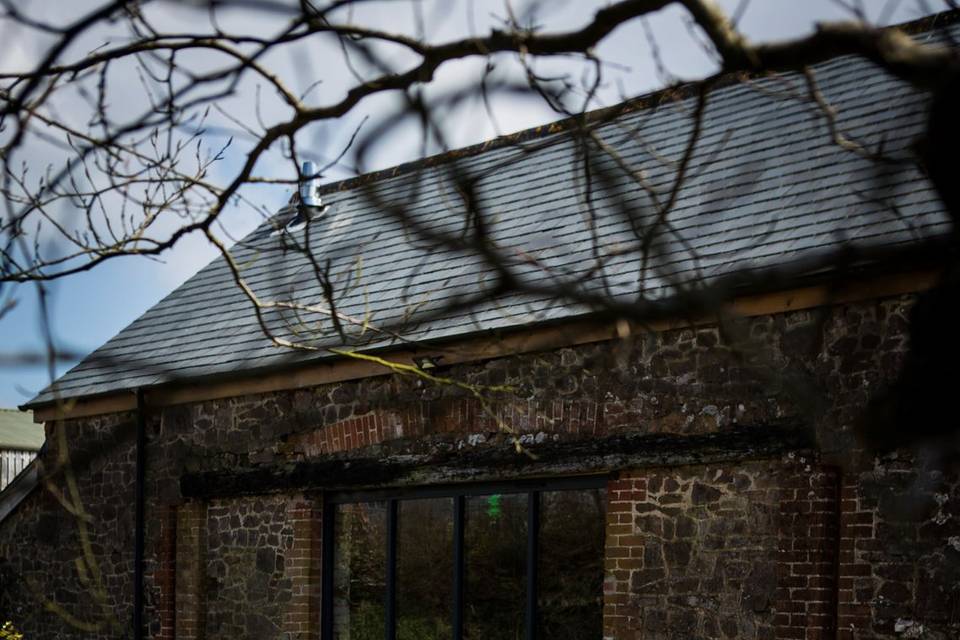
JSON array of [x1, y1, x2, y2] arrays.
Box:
[[0, 450, 36, 491]]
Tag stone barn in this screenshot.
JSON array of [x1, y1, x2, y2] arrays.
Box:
[[2, 11, 959, 640]]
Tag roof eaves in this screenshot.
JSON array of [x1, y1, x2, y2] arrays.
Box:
[[20, 236, 952, 414]]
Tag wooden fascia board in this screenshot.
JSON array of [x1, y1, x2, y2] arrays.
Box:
[[31, 268, 938, 423]]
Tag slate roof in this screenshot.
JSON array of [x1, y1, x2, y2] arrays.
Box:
[[0, 409, 42, 450], [25, 16, 958, 408]]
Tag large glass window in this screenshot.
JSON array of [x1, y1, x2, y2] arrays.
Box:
[[333, 502, 387, 640], [539, 490, 606, 639], [324, 477, 606, 640], [398, 499, 453, 639], [464, 493, 527, 639]]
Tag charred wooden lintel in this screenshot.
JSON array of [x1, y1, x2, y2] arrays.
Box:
[[180, 423, 812, 499]]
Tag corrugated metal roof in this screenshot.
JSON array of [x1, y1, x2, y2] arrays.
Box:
[[0, 409, 42, 450], [25, 21, 956, 407]]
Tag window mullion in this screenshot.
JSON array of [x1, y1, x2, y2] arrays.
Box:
[[453, 495, 465, 640], [386, 498, 398, 640], [321, 495, 335, 640], [526, 491, 540, 640]]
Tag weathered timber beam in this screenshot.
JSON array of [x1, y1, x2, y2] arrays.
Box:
[[180, 423, 812, 499]]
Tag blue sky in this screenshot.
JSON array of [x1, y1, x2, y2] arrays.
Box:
[[0, 0, 938, 408]]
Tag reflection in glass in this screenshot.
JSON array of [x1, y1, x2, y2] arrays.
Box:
[[398, 498, 453, 640], [331, 485, 606, 640], [539, 489, 606, 639], [334, 502, 387, 640], [465, 493, 527, 640]]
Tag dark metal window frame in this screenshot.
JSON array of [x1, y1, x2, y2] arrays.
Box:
[[320, 474, 608, 640]]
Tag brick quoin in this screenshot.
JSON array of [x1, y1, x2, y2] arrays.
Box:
[[836, 476, 875, 639], [283, 497, 323, 640], [774, 465, 840, 640], [156, 505, 177, 640], [603, 476, 647, 640], [175, 502, 207, 640]]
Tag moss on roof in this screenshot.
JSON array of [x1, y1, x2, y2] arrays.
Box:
[[0, 409, 43, 450]]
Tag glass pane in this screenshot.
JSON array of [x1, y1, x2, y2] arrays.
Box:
[[334, 502, 387, 640], [398, 498, 454, 640], [465, 493, 528, 640], [539, 489, 606, 639]]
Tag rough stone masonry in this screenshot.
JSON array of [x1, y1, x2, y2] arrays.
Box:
[[1, 293, 959, 639]]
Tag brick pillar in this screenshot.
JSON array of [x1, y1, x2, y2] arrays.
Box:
[[836, 476, 874, 639], [175, 501, 207, 640], [775, 466, 840, 640], [284, 496, 323, 640], [602, 474, 646, 640], [156, 505, 177, 640]]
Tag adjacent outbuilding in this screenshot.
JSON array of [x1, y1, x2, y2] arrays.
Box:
[[0, 409, 41, 492]]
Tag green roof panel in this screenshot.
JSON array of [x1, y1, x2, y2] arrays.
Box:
[[0, 409, 43, 451]]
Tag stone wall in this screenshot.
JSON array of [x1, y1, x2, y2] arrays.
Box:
[[0, 410, 137, 638], [837, 460, 960, 639], [1, 293, 959, 638], [604, 462, 838, 640], [205, 496, 294, 638]]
